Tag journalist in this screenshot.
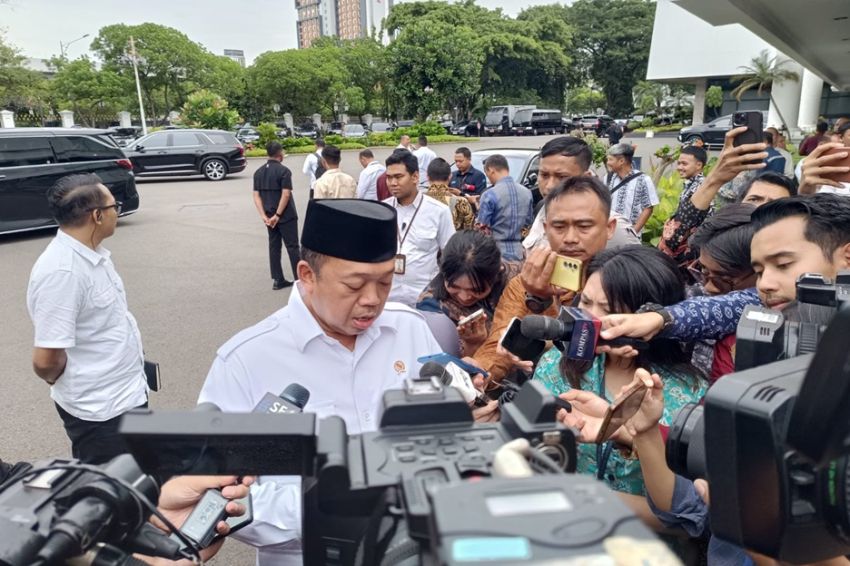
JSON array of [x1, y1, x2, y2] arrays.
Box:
[[599, 193, 850, 351], [532, 246, 706, 515], [197, 199, 497, 566]]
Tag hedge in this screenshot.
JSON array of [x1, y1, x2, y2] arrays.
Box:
[[244, 135, 477, 157]]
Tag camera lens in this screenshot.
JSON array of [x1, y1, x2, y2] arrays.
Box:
[[666, 403, 706, 480]]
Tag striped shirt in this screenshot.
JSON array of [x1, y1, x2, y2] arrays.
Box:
[[476, 175, 534, 261]]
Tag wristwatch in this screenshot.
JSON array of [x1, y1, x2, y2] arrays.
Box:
[[636, 302, 673, 330], [524, 293, 553, 314]]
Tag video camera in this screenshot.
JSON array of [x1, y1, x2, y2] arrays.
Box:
[[666, 274, 850, 563]]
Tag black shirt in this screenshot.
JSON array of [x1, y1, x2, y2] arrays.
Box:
[[253, 159, 296, 221], [449, 166, 488, 196]]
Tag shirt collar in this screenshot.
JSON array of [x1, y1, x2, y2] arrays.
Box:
[[55, 229, 109, 266], [285, 282, 397, 352]]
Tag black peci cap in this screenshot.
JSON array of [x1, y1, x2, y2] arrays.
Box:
[[302, 199, 398, 262]]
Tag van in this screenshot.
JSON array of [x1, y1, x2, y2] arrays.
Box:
[[511, 109, 565, 136], [0, 128, 140, 235]]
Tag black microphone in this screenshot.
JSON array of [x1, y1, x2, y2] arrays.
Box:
[[252, 383, 311, 414], [420, 361, 489, 407]]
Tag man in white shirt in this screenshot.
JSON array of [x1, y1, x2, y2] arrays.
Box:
[[27, 173, 148, 464], [396, 134, 412, 151], [313, 145, 357, 199], [383, 150, 455, 306], [301, 138, 326, 192], [413, 135, 437, 189], [197, 199, 446, 565], [605, 143, 659, 235], [356, 148, 385, 200]]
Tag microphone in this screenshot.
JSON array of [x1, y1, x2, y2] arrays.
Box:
[[521, 307, 648, 361], [420, 361, 489, 407], [253, 383, 310, 414]]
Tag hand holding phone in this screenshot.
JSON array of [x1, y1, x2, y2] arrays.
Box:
[[550, 255, 583, 292], [731, 111, 764, 148], [595, 379, 650, 444], [499, 317, 546, 363], [458, 308, 485, 327]]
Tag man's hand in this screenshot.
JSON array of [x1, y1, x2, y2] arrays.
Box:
[[267, 214, 280, 229], [458, 313, 488, 355], [599, 312, 665, 345], [705, 127, 768, 186], [472, 399, 500, 422], [556, 389, 610, 443], [146, 475, 254, 564], [799, 142, 850, 194], [520, 247, 559, 298], [495, 342, 534, 374], [623, 369, 664, 437]]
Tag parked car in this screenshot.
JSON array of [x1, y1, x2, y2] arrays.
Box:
[[369, 122, 394, 133], [396, 119, 415, 128], [327, 121, 345, 136], [579, 115, 616, 136], [440, 119, 454, 134], [293, 124, 319, 139], [511, 109, 564, 136], [125, 129, 246, 181], [342, 124, 367, 140], [450, 121, 480, 137], [0, 128, 140, 235], [614, 118, 630, 127], [677, 111, 768, 148], [454, 148, 541, 193], [106, 126, 141, 147], [236, 127, 260, 144], [562, 116, 578, 132]]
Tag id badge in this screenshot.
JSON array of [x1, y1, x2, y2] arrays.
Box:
[[394, 253, 406, 275]]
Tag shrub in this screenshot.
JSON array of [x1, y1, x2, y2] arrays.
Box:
[[256, 122, 279, 149], [642, 171, 683, 246], [324, 134, 345, 146], [177, 90, 239, 131], [396, 120, 447, 138], [279, 137, 314, 150]]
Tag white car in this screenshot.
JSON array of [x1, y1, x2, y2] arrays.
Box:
[[343, 124, 367, 139]]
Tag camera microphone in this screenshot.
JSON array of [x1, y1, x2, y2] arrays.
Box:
[[420, 361, 489, 407], [253, 383, 311, 414], [521, 308, 648, 361]]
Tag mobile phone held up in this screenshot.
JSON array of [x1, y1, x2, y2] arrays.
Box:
[[822, 146, 850, 184], [458, 308, 486, 327], [595, 380, 649, 444], [732, 111, 764, 148], [499, 317, 546, 363], [550, 255, 583, 292]]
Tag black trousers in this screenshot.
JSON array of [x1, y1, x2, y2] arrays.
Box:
[[268, 217, 300, 282], [55, 401, 148, 465]]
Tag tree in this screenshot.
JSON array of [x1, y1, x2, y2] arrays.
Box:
[[705, 85, 724, 109], [566, 87, 606, 114], [731, 49, 800, 135], [569, 0, 655, 117], [50, 58, 132, 126], [177, 90, 239, 130], [632, 81, 665, 115], [0, 31, 49, 113]]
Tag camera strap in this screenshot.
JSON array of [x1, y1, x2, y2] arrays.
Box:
[[596, 441, 615, 481]]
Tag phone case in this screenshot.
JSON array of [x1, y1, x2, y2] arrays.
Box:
[[823, 146, 850, 183], [499, 317, 546, 362], [732, 111, 764, 147], [550, 255, 583, 292], [595, 381, 649, 444]]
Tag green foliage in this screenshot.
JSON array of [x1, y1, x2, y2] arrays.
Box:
[[705, 85, 723, 109], [633, 81, 664, 114], [0, 31, 49, 111], [323, 134, 345, 145], [256, 122, 279, 148], [570, 0, 656, 117], [642, 171, 683, 246], [731, 50, 800, 134], [570, 131, 607, 166], [49, 57, 132, 126], [177, 90, 239, 130], [396, 121, 447, 138], [245, 142, 367, 157], [279, 137, 315, 150], [566, 87, 606, 114]]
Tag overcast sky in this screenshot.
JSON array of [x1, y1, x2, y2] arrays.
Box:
[[1, 0, 572, 64]]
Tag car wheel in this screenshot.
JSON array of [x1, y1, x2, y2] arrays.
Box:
[[685, 135, 703, 145], [464, 130, 471, 137], [203, 158, 227, 181]]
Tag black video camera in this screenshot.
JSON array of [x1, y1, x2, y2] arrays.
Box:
[[116, 378, 665, 565], [666, 294, 850, 563]]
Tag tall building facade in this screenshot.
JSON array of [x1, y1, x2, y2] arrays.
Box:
[[296, 0, 392, 48], [223, 49, 246, 67]]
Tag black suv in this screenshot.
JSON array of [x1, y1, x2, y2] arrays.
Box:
[[0, 128, 140, 235], [124, 129, 246, 181]]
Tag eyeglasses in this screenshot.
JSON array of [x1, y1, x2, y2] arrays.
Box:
[[688, 263, 749, 293], [91, 201, 123, 214]]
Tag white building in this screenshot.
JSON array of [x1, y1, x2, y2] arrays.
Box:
[[647, 0, 850, 135]]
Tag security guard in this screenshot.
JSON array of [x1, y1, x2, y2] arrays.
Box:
[[198, 198, 444, 565]]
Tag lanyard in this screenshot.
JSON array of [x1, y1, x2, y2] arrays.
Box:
[[594, 370, 615, 481], [395, 194, 424, 247]]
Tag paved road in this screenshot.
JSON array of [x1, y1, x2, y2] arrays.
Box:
[[0, 133, 678, 564]]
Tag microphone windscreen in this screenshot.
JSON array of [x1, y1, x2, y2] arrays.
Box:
[[521, 315, 563, 340], [420, 361, 450, 384], [281, 383, 311, 410], [195, 402, 222, 412]]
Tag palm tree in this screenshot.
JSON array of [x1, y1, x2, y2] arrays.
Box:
[[731, 50, 800, 135]]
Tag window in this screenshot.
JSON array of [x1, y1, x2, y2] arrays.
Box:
[[136, 132, 168, 148], [205, 133, 237, 145], [0, 137, 55, 167], [170, 132, 202, 147], [51, 136, 123, 163]]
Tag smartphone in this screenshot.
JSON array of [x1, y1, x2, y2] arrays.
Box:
[[550, 255, 583, 292], [458, 308, 486, 327], [144, 360, 161, 392], [822, 146, 850, 183], [594, 380, 649, 444], [731, 111, 764, 147], [171, 489, 229, 549], [499, 317, 546, 362]]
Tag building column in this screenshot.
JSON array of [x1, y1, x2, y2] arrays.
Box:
[[59, 110, 75, 128], [118, 111, 132, 128], [797, 68, 824, 134], [767, 54, 803, 136], [0, 109, 14, 129], [691, 78, 706, 126]]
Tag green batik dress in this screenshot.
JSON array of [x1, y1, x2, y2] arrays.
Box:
[[533, 348, 708, 495]]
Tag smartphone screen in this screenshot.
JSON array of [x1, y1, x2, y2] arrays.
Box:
[[500, 317, 546, 362], [595, 381, 649, 443]]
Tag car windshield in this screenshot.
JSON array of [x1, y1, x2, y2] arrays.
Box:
[[344, 125, 364, 133], [372, 123, 391, 131], [582, 115, 598, 120], [514, 110, 533, 123], [468, 154, 530, 180]]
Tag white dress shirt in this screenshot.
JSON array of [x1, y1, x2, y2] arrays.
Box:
[[198, 284, 442, 565], [27, 230, 147, 421], [413, 146, 437, 187], [357, 160, 386, 200], [301, 150, 323, 189], [383, 194, 455, 307]]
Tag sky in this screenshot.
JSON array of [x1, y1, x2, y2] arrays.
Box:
[[1, 0, 571, 64]]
